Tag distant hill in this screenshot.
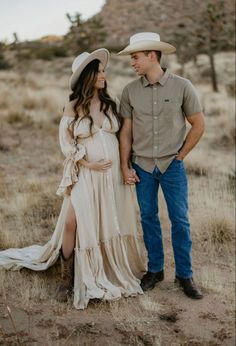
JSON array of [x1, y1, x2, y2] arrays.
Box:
[[38, 35, 64, 43], [94, 0, 235, 50]]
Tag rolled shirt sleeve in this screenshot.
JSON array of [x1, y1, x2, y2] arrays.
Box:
[[57, 116, 86, 197], [182, 80, 203, 117]]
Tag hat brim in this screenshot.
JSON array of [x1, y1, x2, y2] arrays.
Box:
[[117, 41, 176, 56], [69, 48, 109, 90]]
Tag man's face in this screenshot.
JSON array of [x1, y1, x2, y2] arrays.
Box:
[[130, 52, 152, 75]]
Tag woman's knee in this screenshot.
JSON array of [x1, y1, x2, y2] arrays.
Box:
[[64, 201, 77, 233]]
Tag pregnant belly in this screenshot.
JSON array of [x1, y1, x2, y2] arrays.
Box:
[[83, 132, 119, 162]]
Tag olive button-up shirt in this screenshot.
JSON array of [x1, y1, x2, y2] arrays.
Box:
[[119, 68, 203, 173]]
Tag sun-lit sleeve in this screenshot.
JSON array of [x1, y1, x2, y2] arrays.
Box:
[[56, 116, 86, 197]]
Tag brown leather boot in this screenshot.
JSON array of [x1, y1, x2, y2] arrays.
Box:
[[140, 270, 164, 291], [175, 276, 203, 299], [55, 249, 74, 302]]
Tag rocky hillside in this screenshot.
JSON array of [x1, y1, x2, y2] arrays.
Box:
[[94, 0, 234, 50]]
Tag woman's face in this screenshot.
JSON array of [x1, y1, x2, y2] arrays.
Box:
[[94, 63, 106, 90]]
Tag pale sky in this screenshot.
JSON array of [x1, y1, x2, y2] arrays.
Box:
[[0, 0, 106, 42]]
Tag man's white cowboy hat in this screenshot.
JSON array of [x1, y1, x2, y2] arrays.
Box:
[[117, 32, 176, 56], [69, 48, 109, 90]]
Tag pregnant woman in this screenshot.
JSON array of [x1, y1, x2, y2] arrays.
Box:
[[0, 49, 146, 309]]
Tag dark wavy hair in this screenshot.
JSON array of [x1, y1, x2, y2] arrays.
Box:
[[69, 59, 120, 135]]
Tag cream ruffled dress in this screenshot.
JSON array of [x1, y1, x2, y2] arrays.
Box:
[[0, 113, 146, 309]]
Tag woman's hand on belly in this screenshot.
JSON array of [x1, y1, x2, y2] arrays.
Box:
[[79, 158, 112, 172]]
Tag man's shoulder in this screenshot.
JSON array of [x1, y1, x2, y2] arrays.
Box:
[[168, 71, 192, 86]]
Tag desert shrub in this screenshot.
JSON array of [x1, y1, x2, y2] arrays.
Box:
[[22, 96, 38, 110], [34, 46, 68, 60], [185, 162, 209, 177], [225, 80, 235, 98], [210, 218, 234, 245], [6, 111, 25, 123], [227, 171, 235, 192], [6, 112, 34, 127], [0, 140, 9, 152], [52, 46, 67, 57], [51, 115, 61, 125], [0, 53, 11, 70], [16, 49, 34, 60], [218, 127, 235, 149], [201, 216, 234, 255], [34, 47, 54, 60], [200, 66, 212, 78]]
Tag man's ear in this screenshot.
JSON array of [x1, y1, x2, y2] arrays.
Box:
[[149, 51, 157, 62]]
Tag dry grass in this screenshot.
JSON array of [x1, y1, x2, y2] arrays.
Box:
[[0, 71, 66, 127], [188, 171, 235, 285], [198, 266, 235, 299], [0, 182, 61, 249], [0, 265, 61, 308]]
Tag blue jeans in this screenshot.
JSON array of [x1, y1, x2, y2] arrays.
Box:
[[132, 160, 192, 279]]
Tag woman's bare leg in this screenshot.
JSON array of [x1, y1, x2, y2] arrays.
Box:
[[61, 198, 76, 259]]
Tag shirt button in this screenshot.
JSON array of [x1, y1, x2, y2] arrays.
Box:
[[154, 102, 157, 104], [154, 116, 157, 119], [154, 131, 158, 134], [154, 146, 157, 149], [153, 87, 157, 90]]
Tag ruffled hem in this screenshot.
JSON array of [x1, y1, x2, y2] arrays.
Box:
[[73, 234, 146, 309], [56, 144, 86, 197]]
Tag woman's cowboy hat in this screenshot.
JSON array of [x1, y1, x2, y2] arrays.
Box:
[[117, 32, 176, 56], [69, 48, 109, 90]]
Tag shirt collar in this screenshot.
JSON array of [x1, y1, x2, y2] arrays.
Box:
[[141, 68, 170, 87]]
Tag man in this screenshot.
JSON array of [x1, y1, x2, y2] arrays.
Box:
[[118, 32, 204, 299]]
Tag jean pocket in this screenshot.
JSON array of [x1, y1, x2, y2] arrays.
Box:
[[173, 158, 184, 168]]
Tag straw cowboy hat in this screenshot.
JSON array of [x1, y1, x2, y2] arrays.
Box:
[[69, 48, 109, 90], [117, 32, 176, 56]]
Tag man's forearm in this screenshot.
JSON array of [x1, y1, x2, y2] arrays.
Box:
[[119, 119, 139, 184], [178, 122, 204, 160], [119, 133, 132, 168]]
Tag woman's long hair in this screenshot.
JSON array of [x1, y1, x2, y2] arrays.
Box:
[[69, 59, 120, 136]]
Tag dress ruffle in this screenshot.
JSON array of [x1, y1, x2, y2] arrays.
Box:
[[73, 234, 145, 309], [56, 143, 86, 197]]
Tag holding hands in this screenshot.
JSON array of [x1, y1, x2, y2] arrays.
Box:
[[122, 167, 140, 185]]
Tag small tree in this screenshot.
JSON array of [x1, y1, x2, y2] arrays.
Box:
[[0, 42, 10, 70], [193, 0, 235, 92], [65, 13, 107, 54], [13, 32, 19, 44], [160, 0, 234, 91], [172, 22, 197, 76]]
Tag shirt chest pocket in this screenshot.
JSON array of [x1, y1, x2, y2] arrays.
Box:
[[158, 98, 182, 118]]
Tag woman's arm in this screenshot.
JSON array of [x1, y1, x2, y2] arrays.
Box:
[[78, 158, 112, 172]]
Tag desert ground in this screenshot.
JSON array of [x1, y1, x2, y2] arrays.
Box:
[[0, 52, 235, 345]]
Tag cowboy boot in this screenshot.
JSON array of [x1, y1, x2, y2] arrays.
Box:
[[55, 248, 74, 302]]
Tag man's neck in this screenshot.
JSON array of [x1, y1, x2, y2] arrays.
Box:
[[145, 65, 164, 85]]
